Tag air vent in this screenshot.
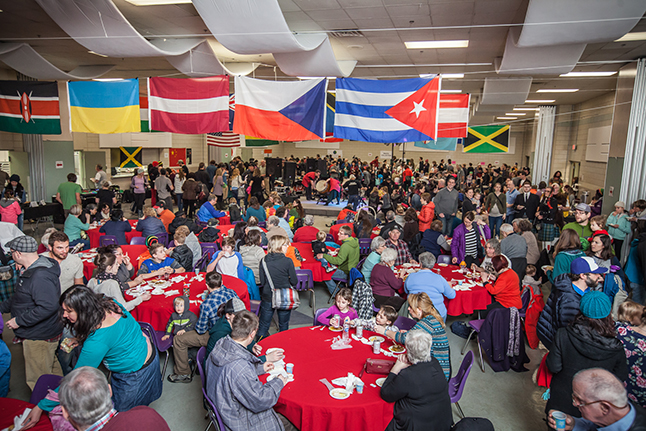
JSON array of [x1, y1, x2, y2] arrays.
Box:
[[329, 30, 364, 38]]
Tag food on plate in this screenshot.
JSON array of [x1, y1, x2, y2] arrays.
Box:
[[329, 388, 350, 399], [368, 336, 385, 343], [389, 344, 406, 353], [329, 326, 343, 332]]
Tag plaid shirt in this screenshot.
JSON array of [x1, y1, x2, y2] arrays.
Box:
[[0, 262, 18, 302], [85, 409, 117, 431], [195, 287, 237, 334], [386, 239, 412, 266]]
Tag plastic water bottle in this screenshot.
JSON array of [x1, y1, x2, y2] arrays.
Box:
[[460, 260, 467, 272], [342, 322, 350, 342]]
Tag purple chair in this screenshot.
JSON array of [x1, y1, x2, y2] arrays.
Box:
[[313, 307, 329, 326], [250, 300, 261, 316], [156, 231, 169, 247], [358, 238, 371, 256], [193, 251, 210, 272], [257, 221, 266, 228], [328, 271, 348, 303], [393, 316, 416, 331], [335, 220, 347, 225], [295, 269, 315, 312], [518, 289, 532, 319], [99, 235, 118, 247], [325, 234, 335, 243], [449, 351, 474, 419], [30, 374, 63, 405], [168, 240, 175, 248], [437, 255, 451, 265], [460, 319, 485, 372], [201, 242, 220, 260], [139, 321, 170, 381], [357, 257, 366, 271], [196, 347, 228, 431], [130, 236, 146, 245]]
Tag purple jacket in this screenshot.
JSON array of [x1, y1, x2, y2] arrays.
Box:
[[450, 223, 490, 263]]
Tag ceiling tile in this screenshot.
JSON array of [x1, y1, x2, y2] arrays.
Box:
[[430, 2, 474, 17], [386, 5, 430, 17], [337, 0, 384, 6], [352, 18, 395, 29], [391, 15, 432, 27], [318, 19, 358, 30], [293, 0, 341, 11], [345, 6, 390, 20], [278, 0, 302, 12], [306, 9, 350, 20]]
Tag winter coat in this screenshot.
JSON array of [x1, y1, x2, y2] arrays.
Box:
[[0, 198, 21, 224], [451, 223, 488, 264], [168, 217, 200, 236], [537, 273, 585, 351], [546, 324, 628, 416], [171, 244, 193, 271], [164, 296, 197, 335], [323, 237, 360, 274], [418, 202, 435, 232]]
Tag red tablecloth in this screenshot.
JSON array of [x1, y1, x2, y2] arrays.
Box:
[[291, 242, 333, 282], [0, 398, 52, 431], [329, 223, 355, 244], [87, 220, 141, 248], [259, 326, 395, 431], [78, 245, 147, 280], [125, 272, 250, 331], [219, 214, 230, 225]]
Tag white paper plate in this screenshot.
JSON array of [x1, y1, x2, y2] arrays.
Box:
[[376, 377, 386, 387], [329, 388, 350, 400], [438, 263, 448, 267], [151, 289, 165, 295], [368, 336, 385, 343], [266, 348, 285, 355], [389, 345, 406, 354], [328, 326, 343, 332]]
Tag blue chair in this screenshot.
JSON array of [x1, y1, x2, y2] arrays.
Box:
[[99, 235, 118, 247], [393, 315, 417, 331], [130, 236, 146, 245], [449, 351, 474, 419], [438, 255, 451, 265], [196, 347, 227, 431]]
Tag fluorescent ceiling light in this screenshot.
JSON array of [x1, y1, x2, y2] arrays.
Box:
[[405, 40, 469, 49], [560, 71, 617, 77], [440, 89, 462, 93], [125, 0, 191, 5], [513, 107, 539, 111], [298, 77, 335, 80], [537, 89, 579, 93], [525, 99, 555, 103], [497, 117, 516, 120], [615, 32, 646, 42], [442, 73, 464, 79], [506, 112, 525, 116], [92, 78, 125, 82], [88, 50, 108, 58]]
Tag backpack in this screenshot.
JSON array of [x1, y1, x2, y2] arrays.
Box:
[[198, 227, 220, 243], [408, 232, 425, 261], [229, 204, 242, 223]]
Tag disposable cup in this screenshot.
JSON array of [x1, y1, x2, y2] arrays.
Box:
[[552, 411, 566, 431], [285, 363, 294, 374]]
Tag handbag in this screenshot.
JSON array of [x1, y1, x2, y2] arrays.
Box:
[[359, 358, 396, 378], [262, 258, 300, 310]]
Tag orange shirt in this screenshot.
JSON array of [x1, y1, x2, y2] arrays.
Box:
[[159, 209, 175, 231]]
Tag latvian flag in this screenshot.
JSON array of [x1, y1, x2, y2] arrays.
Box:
[[0, 81, 61, 134], [148, 76, 229, 134], [207, 132, 241, 148]]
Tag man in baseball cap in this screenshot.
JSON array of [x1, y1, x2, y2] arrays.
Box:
[[0, 235, 63, 389], [537, 256, 607, 350], [563, 203, 593, 241]]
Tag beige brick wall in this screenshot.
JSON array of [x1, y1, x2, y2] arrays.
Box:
[[0, 131, 24, 151]]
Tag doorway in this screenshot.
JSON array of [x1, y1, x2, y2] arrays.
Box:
[[569, 161, 580, 185]]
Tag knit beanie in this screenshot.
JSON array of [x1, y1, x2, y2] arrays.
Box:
[[579, 291, 611, 319]]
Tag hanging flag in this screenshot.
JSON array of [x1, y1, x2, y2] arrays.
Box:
[[244, 135, 279, 147], [69, 79, 140, 134], [228, 94, 235, 131], [119, 146, 142, 168], [464, 125, 510, 153], [233, 76, 327, 141], [334, 76, 441, 143], [413, 138, 459, 151], [0, 81, 61, 134], [169, 148, 187, 166], [321, 92, 343, 143], [438, 94, 470, 138], [140, 96, 150, 132], [148, 76, 229, 134], [207, 132, 241, 148]]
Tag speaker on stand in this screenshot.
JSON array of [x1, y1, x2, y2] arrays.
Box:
[[283, 162, 296, 187]]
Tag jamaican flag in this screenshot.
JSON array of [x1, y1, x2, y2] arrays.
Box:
[[463, 125, 509, 153], [119, 146, 142, 168]]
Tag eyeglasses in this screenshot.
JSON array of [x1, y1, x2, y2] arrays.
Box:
[[572, 395, 627, 410]]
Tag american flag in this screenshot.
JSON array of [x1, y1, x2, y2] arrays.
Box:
[[206, 132, 241, 147]]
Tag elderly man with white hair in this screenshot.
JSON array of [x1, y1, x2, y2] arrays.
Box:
[[380, 330, 453, 431], [57, 366, 170, 431], [500, 222, 528, 279], [265, 215, 290, 242], [293, 214, 319, 243], [547, 368, 646, 431]]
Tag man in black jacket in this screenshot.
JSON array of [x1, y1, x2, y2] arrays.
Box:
[[343, 175, 361, 211], [168, 210, 199, 235], [548, 368, 646, 431], [0, 235, 63, 389], [513, 180, 540, 222]]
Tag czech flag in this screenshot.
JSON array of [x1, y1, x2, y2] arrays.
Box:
[[233, 76, 327, 142]]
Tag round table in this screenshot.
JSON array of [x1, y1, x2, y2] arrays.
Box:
[[77, 244, 147, 281], [395, 263, 492, 316], [291, 242, 333, 282], [258, 326, 395, 431], [328, 223, 355, 244], [0, 398, 52, 431], [125, 272, 250, 331], [87, 220, 141, 248]]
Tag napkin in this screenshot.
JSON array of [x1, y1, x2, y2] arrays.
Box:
[[319, 378, 335, 391], [330, 336, 352, 350], [331, 373, 363, 392], [7, 407, 31, 431], [164, 289, 180, 297], [170, 275, 187, 283]]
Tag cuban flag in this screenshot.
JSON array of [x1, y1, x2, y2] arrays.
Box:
[[334, 76, 442, 143], [233, 76, 327, 142]]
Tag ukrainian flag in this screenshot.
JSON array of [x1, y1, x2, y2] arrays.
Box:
[[68, 79, 140, 134]]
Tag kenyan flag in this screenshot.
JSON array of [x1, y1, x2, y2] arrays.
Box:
[[0, 81, 61, 134]]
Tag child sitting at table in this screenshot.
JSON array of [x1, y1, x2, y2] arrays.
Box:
[[169, 229, 193, 272], [522, 264, 542, 295], [228, 197, 242, 223], [162, 296, 198, 341], [312, 230, 336, 273], [354, 305, 400, 333], [317, 288, 358, 327]]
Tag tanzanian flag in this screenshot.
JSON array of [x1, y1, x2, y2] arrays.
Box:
[[0, 81, 61, 134], [119, 146, 142, 168], [463, 125, 509, 153], [68, 79, 140, 134]]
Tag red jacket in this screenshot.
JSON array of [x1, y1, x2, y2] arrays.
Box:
[[293, 225, 319, 243], [485, 269, 522, 309], [418, 202, 435, 232]]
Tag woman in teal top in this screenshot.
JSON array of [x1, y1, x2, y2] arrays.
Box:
[[548, 229, 585, 283], [362, 236, 386, 284], [64, 204, 90, 250], [243, 196, 267, 222], [24, 286, 162, 428], [606, 202, 632, 260]]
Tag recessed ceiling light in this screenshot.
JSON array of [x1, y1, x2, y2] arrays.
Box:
[[440, 89, 462, 93], [513, 107, 540, 111], [506, 112, 525, 116], [560, 71, 617, 77], [125, 0, 191, 4], [537, 89, 579, 93], [405, 40, 469, 49], [497, 117, 517, 120], [88, 50, 108, 58], [615, 32, 646, 42], [525, 99, 555, 103]]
